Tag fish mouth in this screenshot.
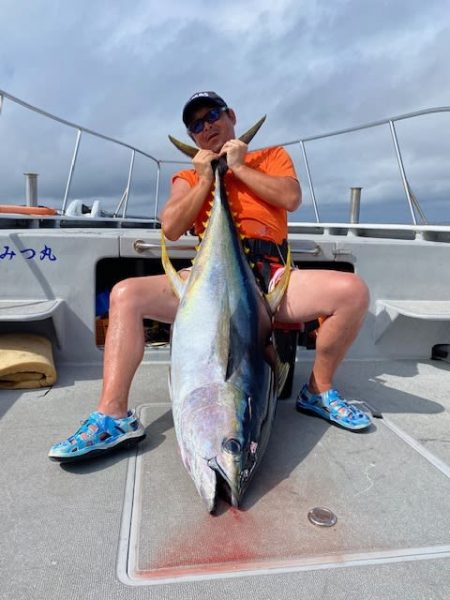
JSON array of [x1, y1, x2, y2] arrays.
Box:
[[207, 456, 242, 509]]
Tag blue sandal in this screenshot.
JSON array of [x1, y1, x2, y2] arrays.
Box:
[[48, 410, 145, 462], [296, 385, 371, 430]]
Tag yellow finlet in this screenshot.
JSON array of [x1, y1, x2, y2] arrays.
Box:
[[160, 229, 187, 300], [265, 244, 292, 313], [275, 354, 290, 397]]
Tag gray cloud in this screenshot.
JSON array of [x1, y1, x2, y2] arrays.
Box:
[[0, 0, 449, 223]]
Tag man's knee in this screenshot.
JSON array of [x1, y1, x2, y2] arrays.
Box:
[[342, 273, 370, 312], [109, 278, 142, 311]]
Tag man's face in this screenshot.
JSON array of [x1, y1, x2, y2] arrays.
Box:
[[189, 105, 236, 153]]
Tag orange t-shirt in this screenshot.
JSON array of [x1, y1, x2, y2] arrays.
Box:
[[172, 146, 298, 245]]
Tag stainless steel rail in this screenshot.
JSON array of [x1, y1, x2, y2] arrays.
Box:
[[1, 89, 449, 224], [272, 106, 450, 225], [0, 89, 161, 217]]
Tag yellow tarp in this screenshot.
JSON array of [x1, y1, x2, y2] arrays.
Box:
[[0, 334, 57, 389]]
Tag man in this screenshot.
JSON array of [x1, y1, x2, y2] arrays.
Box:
[[48, 91, 370, 462]]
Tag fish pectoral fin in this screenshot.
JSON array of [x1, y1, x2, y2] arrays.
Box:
[[225, 316, 244, 381], [160, 229, 186, 300], [265, 245, 292, 313], [215, 294, 232, 380]]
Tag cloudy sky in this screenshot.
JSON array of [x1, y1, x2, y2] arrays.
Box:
[[1, 0, 449, 223]]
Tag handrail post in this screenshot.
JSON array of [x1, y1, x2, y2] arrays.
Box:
[[113, 191, 126, 218], [299, 141, 320, 223], [389, 120, 417, 224], [153, 162, 161, 224], [61, 129, 82, 215], [115, 149, 135, 218]]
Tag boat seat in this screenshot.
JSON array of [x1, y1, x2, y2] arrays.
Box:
[[374, 299, 450, 342], [0, 299, 65, 348]]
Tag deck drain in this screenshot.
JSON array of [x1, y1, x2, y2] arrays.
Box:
[[308, 507, 337, 527]]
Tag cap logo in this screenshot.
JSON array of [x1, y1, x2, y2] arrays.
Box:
[[191, 92, 210, 99]]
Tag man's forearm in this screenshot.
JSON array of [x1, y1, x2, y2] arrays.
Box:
[[231, 164, 301, 211], [161, 177, 212, 240]]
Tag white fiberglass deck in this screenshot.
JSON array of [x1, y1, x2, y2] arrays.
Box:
[[1, 355, 450, 599], [119, 357, 450, 587]]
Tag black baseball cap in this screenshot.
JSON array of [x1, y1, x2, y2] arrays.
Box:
[[182, 91, 228, 127]]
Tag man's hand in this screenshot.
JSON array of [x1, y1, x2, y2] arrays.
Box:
[[192, 149, 219, 183], [220, 139, 248, 173]]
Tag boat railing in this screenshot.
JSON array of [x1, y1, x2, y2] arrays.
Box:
[[1, 89, 449, 226], [0, 88, 188, 223], [271, 106, 450, 226]]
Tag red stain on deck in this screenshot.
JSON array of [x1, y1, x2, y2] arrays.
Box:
[[133, 472, 343, 580], [138, 504, 272, 579]]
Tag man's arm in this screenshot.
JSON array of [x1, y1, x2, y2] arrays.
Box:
[[161, 140, 301, 241], [221, 139, 301, 212], [160, 149, 217, 241]]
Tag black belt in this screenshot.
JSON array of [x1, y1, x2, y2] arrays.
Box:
[[244, 238, 288, 263], [243, 238, 289, 293]]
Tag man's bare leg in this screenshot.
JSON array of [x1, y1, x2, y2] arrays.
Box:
[[98, 273, 185, 418], [48, 272, 186, 461], [276, 269, 370, 393]]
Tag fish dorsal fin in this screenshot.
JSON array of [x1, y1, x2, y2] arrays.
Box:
[[265, 244, 292, 313], [238, 115, 266, 145], [168, 135, 198, 158], [160, 229, 186, 299], [168, 116, 267, 158]]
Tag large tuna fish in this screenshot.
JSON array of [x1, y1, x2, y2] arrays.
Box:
[[162, 123, 290, 513]]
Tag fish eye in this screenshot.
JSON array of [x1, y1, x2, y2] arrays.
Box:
[[222, 438, 242, 455]]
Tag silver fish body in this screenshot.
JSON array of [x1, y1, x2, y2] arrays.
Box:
[[162, 167, 290, 513]]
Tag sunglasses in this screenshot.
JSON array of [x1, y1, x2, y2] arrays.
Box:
[[188, 106, 228, 134]]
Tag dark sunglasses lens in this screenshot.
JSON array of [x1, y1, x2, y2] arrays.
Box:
[[189, 108, 223, 134], [205, 108, 221, 123], [190, 119, 204, 134]]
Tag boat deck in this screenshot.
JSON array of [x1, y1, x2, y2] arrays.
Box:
[[2, 353, 449, 599]]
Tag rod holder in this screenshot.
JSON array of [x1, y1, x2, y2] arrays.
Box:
[[349, 187, 362, 223], [24, 172, 39, 206]]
